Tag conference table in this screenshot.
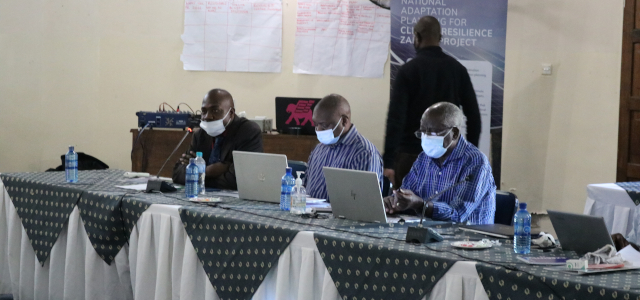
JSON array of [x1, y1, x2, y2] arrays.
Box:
[[583, 182, 640, 244], [1, 170, 639, 300]]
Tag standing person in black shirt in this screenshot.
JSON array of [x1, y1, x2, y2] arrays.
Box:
[[383, 15, 481, 188]]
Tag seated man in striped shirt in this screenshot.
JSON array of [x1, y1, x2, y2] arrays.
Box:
[[304, 94, 383, 201], [383, 102, 496, 224]]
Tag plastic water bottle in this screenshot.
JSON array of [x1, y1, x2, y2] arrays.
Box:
[[291, 171, 307, 215], [65, 146, 78, 183], [280, 167, 295, 211], [185, 158, 199, 199], [195, 152, 206, 195], [514, 202, 531, 254]]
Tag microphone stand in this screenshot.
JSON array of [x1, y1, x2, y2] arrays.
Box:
[[146, 128, 193, 193]]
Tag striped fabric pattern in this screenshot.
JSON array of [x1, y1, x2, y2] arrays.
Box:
[[305, 125, 383, 200], [401, 136, 496, 224]]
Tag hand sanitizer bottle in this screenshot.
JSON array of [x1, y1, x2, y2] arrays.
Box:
[[291, 171, 307, 215]]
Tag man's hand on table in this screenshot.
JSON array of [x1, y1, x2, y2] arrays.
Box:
[[383, 189, 423, 214], [180, 151, 197, 165]]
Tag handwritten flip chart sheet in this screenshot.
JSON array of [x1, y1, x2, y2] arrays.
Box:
[[181, 0, 283, 73], [293, 0, 390, 78]]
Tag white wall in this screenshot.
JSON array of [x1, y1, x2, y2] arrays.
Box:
[[500, 0, 624, 212], [0, 0, 626, 214], [0, 0, 390, 173]]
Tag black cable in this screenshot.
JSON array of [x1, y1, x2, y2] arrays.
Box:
[[159, 102, 176, 112], [131, 123, 151, 161], [140, 133, 149, 172], [177, 103, 195, 113], [117, 190, 148, 246], [131, 123, 151, 171], [369, 0, 390, 10]]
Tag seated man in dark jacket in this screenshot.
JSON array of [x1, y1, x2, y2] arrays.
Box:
[[172, 88, 263, 190]]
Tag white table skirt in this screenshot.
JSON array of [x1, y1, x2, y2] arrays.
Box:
[[0, 179, 488, 300], [0, 180, 133, 300], [127, 204, 488, 300], [583, 183, 640, 244]]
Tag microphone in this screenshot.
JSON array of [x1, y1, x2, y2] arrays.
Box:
[[405, 174, 474, 244], [146, 127, 193, 193]]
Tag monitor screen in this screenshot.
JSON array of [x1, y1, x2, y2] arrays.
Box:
[[275, 97, 321, 135]]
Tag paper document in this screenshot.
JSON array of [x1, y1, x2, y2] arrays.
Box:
[[181, 0, 283, 72], [116, 176, 173, 191], [516, 257, 569, 265], [306, 197, 326, 203], [307, 200, 331, 212], [115, 184, 148, 191], [619, 245, 640, 267], [117, 177, 150, 184], [293, 0, 390, 78], [209, 190, 240, 198]]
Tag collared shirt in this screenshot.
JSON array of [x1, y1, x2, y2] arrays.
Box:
[[401, 136, 496, 224], [208, 136, 225, 165], [305, 125, 383, 200]]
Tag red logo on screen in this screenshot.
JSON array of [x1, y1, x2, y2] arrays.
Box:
[[285, 100, 315, 126]]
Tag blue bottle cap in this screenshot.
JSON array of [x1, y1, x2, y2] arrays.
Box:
[[189, 158, 195, 164], [196, 152, 203, 157], [519, 202, 527, 210], [69, 145, 74, 151]]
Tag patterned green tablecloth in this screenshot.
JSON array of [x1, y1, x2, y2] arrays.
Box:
[[3, 170, 640, 300], [616, 182, 640, 206]]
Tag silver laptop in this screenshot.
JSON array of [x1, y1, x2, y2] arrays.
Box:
[[233, 151, 287, 203], [548, 210, 615, 255], [323, 167, 420, 223]]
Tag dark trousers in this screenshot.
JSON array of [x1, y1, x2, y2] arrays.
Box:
[[393, 152, 420, 189]]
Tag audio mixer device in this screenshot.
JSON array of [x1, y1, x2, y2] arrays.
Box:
[[136, 111, 200, 129], [136, 102, 201, 129]]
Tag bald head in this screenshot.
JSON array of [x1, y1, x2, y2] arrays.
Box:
[[312, 94, 352, 139], [314, 94, 351, 119], [414, 16, 442, 49], [422, 102, 464, 130], [204, 89, 234, 108], [201, 88, 235, 123]]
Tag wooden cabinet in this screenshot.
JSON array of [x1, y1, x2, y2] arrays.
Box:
[[131, 129, 317, 178], [130, 129, 193, 178], [261, 133, 318, 162]]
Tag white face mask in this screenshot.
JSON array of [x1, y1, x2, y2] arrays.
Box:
[[200, 108, 231, 137], [315, 117, 344, 145], [421, 129, 453, 158]]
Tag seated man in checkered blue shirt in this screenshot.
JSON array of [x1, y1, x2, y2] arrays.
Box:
[[304, 94, 383, 201], [383, 102, 496, 224]]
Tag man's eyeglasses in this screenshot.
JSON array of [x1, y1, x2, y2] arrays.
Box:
[[414, 127, 453, 139]]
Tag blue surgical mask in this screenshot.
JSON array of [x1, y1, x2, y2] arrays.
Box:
[[316, 117, 344, 145], [421, 129, 453, 158]]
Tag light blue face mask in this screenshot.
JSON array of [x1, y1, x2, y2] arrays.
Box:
[[315, 117, 344, 145], [421, 129, 453, 158]]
